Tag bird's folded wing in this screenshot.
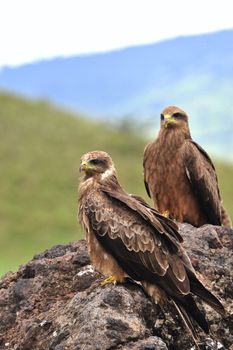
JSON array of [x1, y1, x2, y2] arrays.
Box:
[[143, 143, 152, 198], [102, 185, 183, 244], [85, 190, 190, 295], [182, 140, 221, 225]]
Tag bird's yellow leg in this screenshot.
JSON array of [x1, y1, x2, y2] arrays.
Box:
[[162, 210, 169, 218], [101, 275, 117, 286]]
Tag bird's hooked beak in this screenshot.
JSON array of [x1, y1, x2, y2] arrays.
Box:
[[163, 114, 178, 128], [79, 161, 90, 172]]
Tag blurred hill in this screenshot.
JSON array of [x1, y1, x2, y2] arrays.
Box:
[[0, 30, 233, 159], [0, 93, 232, 276]]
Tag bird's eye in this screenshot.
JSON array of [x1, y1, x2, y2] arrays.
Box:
[[160, 114, 164, 121], [173, 112, 182, 119], [90, 159, 100, 165]]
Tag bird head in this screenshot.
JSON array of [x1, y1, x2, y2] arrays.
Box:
[[80, 151, 115, 178], [160, 106, 188, 129]]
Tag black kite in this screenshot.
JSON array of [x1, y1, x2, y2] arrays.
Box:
[[78, 150, 224, 341], [143, 106, 232, 227]]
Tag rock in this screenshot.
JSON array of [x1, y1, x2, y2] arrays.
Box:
[[0, 225, 232, 350]]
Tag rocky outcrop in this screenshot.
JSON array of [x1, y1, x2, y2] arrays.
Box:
[[0, 224, 232, 350]]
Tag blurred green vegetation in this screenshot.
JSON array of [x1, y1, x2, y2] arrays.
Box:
[[0, 92, 232, 276]]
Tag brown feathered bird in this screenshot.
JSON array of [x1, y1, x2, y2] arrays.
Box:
[[78, 150, 225, 341], [143, 106, 232, 227]]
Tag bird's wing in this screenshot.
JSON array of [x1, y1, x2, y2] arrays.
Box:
[[101, 177, 182, 244], [143, 143, 152, 198], [85, 187, 190, 296], [123, 193, 183, 243], [181, 140, 221, 225]]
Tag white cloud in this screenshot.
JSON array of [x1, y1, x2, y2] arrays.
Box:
[[0, 0, 232, 67]]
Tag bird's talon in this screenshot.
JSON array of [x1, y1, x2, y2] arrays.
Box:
[[101, 275, 117, 286], [162, 210, 169, 218]]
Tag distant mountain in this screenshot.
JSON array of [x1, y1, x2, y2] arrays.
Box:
[[0, 30, 233, 159]]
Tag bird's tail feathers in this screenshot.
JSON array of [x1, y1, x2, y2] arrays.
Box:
[[174, 294, 209, 335], [188, 271, 225, 316], [172, 299, 198, 345], [221, 204, 232, 228]]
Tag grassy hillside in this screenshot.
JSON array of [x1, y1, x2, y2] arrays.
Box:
[[0, 92, 232, 276]]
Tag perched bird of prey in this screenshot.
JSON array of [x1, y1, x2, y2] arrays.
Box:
[[78, 151, 224, 341], [143, 106, 232, 228]]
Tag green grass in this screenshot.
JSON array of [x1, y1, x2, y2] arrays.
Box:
[[0, 92, 232, 276]]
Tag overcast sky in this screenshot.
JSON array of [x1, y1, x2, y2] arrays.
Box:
[[0, 0, 232, 68]]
